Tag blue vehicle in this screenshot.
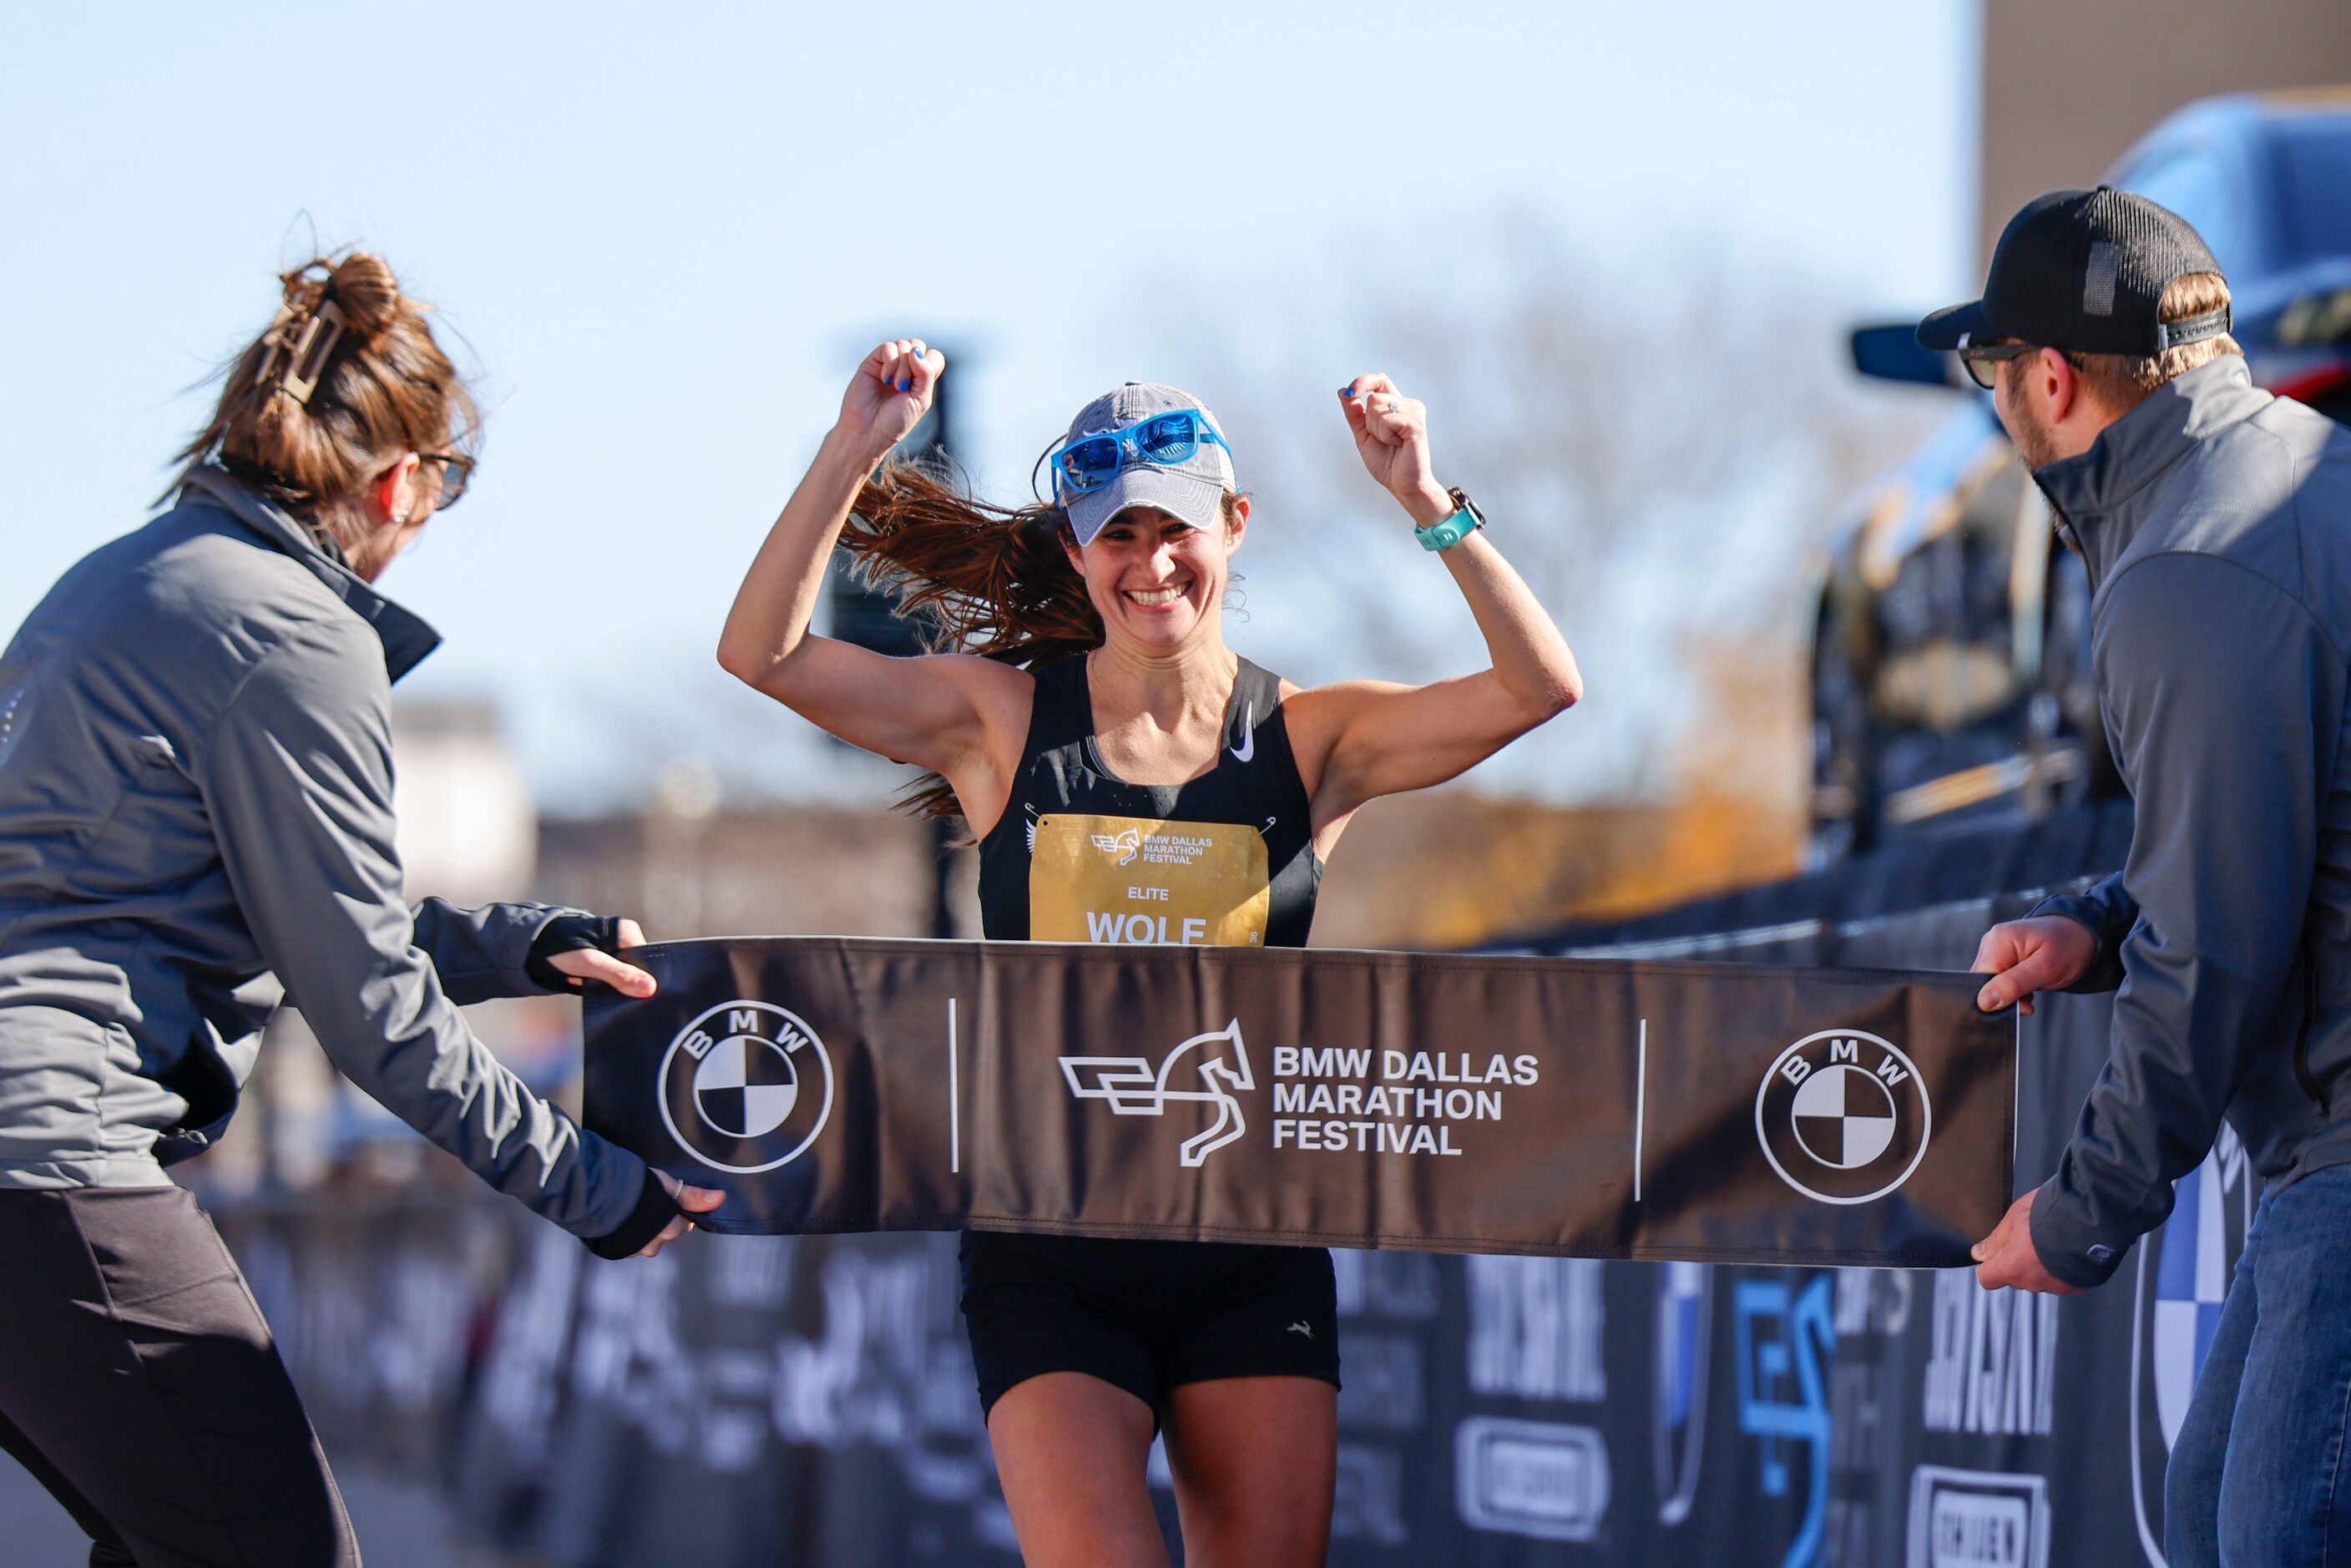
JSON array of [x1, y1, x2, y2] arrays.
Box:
[[1812, 91, 2351, 861]]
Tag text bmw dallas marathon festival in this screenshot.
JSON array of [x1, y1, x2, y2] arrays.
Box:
[[1268, 1045, 1541, 1156]]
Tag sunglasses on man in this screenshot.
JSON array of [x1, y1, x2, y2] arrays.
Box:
[[1954, 337, 2040, 391]]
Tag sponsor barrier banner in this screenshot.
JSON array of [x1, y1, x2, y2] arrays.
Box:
[[584, 938, 2015, 1267], [204, 857, 2225, 1567]]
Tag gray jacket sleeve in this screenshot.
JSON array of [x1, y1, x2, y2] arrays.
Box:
[[411, 898, 578, 1005], [2030, 873, 2136, 994], [2030, 554, 2340, 1287], [193, 618, 650, 1242]]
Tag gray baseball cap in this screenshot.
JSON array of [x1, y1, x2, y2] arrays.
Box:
[[1054, 382, 1236, 546]]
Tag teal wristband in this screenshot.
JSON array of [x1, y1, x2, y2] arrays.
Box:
[[1414, 488, 1485, 553]]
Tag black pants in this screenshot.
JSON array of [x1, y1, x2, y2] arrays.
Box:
[[0, 1186, 357, 1567]]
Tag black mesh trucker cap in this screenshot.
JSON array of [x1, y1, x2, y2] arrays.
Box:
[[1917, 187, 2231, 357]]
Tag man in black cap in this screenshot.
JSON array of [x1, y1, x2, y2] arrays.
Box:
[[1950, 187, 2351, 1561]]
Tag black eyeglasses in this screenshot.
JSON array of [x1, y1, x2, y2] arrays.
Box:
[[1955, 339, 2039, 391], [420, 453, 474, 511]]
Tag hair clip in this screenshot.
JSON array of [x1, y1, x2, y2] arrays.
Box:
[[252, 302, 298, 391], [278, 299, 347, 407]]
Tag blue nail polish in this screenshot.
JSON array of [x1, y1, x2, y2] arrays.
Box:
[[1339, 387, 1356, 398], [897, 378, 912, 392]]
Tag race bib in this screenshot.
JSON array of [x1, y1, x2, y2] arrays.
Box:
[[1030, 812, 1270, 947]]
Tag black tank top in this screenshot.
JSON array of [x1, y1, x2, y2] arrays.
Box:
[[960, 655, 1330, 1351], [977, 655, 1320, 948]]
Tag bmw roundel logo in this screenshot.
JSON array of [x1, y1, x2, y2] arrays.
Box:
[[1754, 1029, 1931, 1205], [658, 1000, 834, 1174]]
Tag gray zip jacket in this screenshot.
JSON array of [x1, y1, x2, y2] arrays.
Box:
[[2028, 356, 2351, 1287], [0, 467, 662, 1250]]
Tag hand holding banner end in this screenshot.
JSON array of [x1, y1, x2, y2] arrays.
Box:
[[1970, 1187, 2078, 1295], [634, 1167, 726, 1259], [1972, 915, 2096, 1016], [536, 915, 659, 999]]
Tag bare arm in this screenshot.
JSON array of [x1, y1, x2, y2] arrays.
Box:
[[716, 340, 1026, 804], [1288, 373, 1582, 831]]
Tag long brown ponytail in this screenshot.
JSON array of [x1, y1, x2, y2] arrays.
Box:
[[839, 461, 1098, 820]]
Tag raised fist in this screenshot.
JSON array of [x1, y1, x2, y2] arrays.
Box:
[[1339, 372, 1452, 527], [839, 337, 945, 464]]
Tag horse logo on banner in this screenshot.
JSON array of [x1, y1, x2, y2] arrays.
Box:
[[658, 999, 836, 1174], [1755, 1029, 1934, 1205], [2129, 1120, 2255, 1566], [1059, 1019, 1256, 1167]]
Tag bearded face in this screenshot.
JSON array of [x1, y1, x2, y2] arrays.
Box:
[[1995, 357, 2067, 471]]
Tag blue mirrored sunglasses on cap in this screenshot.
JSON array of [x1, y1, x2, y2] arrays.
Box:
[[1044, 409, 1232, 501]]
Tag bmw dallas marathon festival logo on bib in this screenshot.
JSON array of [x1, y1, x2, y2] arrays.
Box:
[[1754, 1029, 1931, 1205], [659, 1000, 835, 1174]]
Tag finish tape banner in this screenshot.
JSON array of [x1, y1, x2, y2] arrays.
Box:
[[583, 938, 2016, 1267]]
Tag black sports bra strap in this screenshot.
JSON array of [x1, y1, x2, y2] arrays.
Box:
[[1022, 658, 1094, 754], [1230, 658, 1281, 740]]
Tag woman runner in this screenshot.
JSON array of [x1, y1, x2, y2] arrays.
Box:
[[720, 339, 1581, 1566]]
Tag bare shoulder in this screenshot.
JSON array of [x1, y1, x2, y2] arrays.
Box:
[[1280, 677, 1408, 728], [1278, 677, 1408, 769], [933, 653, 1034, 751], [939, 649, 1034, 703]]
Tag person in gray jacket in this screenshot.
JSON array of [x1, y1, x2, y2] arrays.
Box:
[[1950, 190, 2351, 1563], [0, 250, 720, 1567]]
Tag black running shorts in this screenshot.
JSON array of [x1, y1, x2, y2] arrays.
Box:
[[958, 1231, 1341, 1421]]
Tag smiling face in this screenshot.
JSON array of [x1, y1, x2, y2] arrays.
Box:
[[1062, 499, 1248, 654]]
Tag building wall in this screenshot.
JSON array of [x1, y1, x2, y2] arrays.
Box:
[[535, 807, 947, 942], [391, 698, 536, 908], [1979, 0, 2351, 263]]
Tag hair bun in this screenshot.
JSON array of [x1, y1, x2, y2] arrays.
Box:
[[324, 251, 401, 344]]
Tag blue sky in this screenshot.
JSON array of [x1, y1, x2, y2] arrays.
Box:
[[1, 2, 1977, 810]]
